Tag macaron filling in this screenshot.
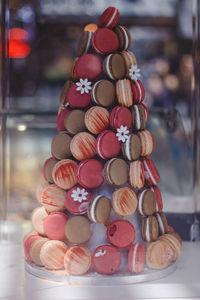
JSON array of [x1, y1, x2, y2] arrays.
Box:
[[134, 105, 141, 130], [138, 190, 146, 215], [131, 243, 139, 272], [125, 135, 131, 160], [145, 217, 151, 242]]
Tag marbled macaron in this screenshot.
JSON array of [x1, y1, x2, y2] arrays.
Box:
[[43, 157, 58, 184], [29, 237, 49, 265], [85, 106, 109, 134], [103, 53, 126, 80], [91, 80, 115, 107], [137, 129, 154, 157], [70, 132, 96, 161], [116, 79, 133, 107], [129, 160, 145, 189], [64, 246, 91, 275], [31, 206, 48, 235], [52, 159, 78, 190], [65, 216, 92, 244], [41, 184, 66, 213], [51, 133, 72, 160], [24, 234, 43, 263], [137, 189, 156, 216], [104, 158, 128, 186], [107, 219, 135, 248], [132, 104, 146, 131], [113, 25, 131, 51], [155, 212, 168, 235], [112, 187, 138, 216], [64, 109, 86, 135], [65, 186, 92, 215], [87, 195, 111, 223], [141, 215, 159, 242], [122, 133, 141, 161]]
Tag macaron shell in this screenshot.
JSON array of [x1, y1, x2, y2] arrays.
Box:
[[106, 219, 135, 248], [65, 186, 91, 215], [96, 130, 120, 159], [122, 134, 141, 161], [43, 157, 58, 183], [24, 235, 42, 262], [70, 132, 96, 161], [116, 79, 133, 107], [91, 80, 115, 107], [65, 216, 92, 244], [52, 159, 78, 190], [150, 186, 163, 212], [104, 158, 128, 186], [128, 243, 146, 273], [41, 184, 66, 212], [51, 133, 72, 160], [131, 80, 145, 104], [92, 28, 119, 54], [40, 240, 68, 270], [98, 7, 119, 28], [23, 230, 39, 245], [141, 215, 159, 242], [75, 54, 102, 80], [112, 187, 138, 216], [67, 83, 92, 108], [110, 106, 132, 130], [143, 157, 160, 186], [113, 25, 131, 51], [138, 129, 154, 157], [64, 110, 86, 135], [92, 244, 121, 275], [129, 160, 145, 188], [121, 50, 137, 76], [77, 159, 104, 189], [159, 233, 182, 259], [30, 237, 49, 265], [156, 212, 169, 235], [77, 30, 93, 56], [43, 212, 68, 240], [64, 246, 91, 275], [31, 206, 48, 235], [132, 104, 146, 131], [70, 57, 78, 81], [103, 53, 126, 80], [137, 190, 156, 216], [87, 196, 111, 223], [85, 106, 109, 134], [57, 108, 71, 131]]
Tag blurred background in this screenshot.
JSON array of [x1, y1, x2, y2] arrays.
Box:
[[0, 0, 198, 240]]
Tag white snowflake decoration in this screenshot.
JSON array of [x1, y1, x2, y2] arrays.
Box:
[[116, 125, 130, 143], [71, 187, 88, 203], [76, 78, 92, 94], [129, 64, 141, 81]]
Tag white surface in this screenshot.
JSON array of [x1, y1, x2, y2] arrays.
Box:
[[0, 241, 200, 300]]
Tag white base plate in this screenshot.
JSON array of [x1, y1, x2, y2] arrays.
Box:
[[25, 261, 176, 285]]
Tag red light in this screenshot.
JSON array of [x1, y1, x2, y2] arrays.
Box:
[[9, 28, 29, 42], [8, 40, 31, 58]]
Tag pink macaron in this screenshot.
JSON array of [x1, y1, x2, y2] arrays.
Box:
[[142, 157, 160, 186], [131, 80, 145, 104], [67, 81, 92, 108], [43, 212, 68, 240], [109, 106, 132, 131], [96, 130, 120, 159], [92, 244, 121, 275], [92, 28, 119, 55], [128, 243, 146, 273], [77, 159, 104, 189], [65, 186, 92, 214], [106, 219, 135, 248], [150, 186, 163, 212], [24, 234, 42, 263], [98, 7, 120, 29], [57, 107, 71, 131], [74, 54, 102, 80]]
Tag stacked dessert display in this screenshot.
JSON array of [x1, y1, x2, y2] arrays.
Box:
[[24, 7, 182, 279]]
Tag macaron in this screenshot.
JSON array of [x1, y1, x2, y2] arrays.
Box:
[[122, 133, 141, 161], [70, 132, 96, 161], [141, 215, 159, 242], [29, 237, 49, 265], [77, 30, 93, 56], [91, 80, 115, 107], [142, 157, 160, 186], [112, 187, 138, 217], [51, 133, 72, 160], [92, 244, 121, 275], [129, 160, 145, 188], [121, 50, 137, 77], [67, 81, 92, 108], [65, 216, 92, 244], [104, 158, 128, 186], [113, 25, 131, 51], [159, 233, 182, 260], [92, 28, 119, 54], [141, 103, 149, 122], [64, 246, 91, 275], [137, 129, 154, 157], [146, 239, 176, 270], [70, 57, 78, 81], [98, 7, 119, 28], [85, 106, 109, 134], [75, 54, 102, 80], [155, 212, 168, 235], [106, 219, 135, 248], [132, 104, 147, 130], [43, 157, 58, 184], [87, 195, 111, 224], [59, 80, 72, 106], [52, 159, 78, 190], [96, 130, 120, 159], [41, 184, 65, 213], [65, 186, 92, 215], [31, 206, 48, 235], [110, 106, 132, 131], [131, 80, 145, 104], [103, 53, 126, 80], [150, 186, 163, 212], [24, 234, 43, 263], [43, 212, 68, 240], [77, 159, 104, 189], [40, 240, 68, 270], [23, 230, 39, 245], [168, 231, 182, 245], [116, 79, 133, 107], [64, 109, 86, 135], [137, 189, 156, 216], [57, 107, 71, 131], [128, 243, 146, 273]]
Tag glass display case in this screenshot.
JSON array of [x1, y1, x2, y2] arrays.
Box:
[[0, 0, 200, 298]]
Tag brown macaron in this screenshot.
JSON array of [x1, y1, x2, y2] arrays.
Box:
[[77, 30, 93, 56], [87, 195, 111, 224], [113, 25, 131, 51], [91, 80, 115, 107], [51, 133, 72, 160], [122, 134, 141, 161], [132, 104, 146, 131], [59, 80, 72, 106], [103, 53, 126, 80], [104, 158, 128, 186], [43, 157, 58, 183], [64, 109, 86, 135], [141, 215, 159, 242], [137, 190, 156, 217], [155, 212, 169, 235], [65, 216, 92, 244]]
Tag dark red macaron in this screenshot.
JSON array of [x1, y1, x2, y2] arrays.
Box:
[[110, 106, 132, 131], [92, 244, 121, 275], [150, 186, 163, 212], [75, 54, 102, 80], [57, 107, 71, 132], [98, 7, 119, 29], [142, 157, 160, 186], [96, 130, 120, 159], [67, 82, 91, 108], [131, 80, 145, 104], [65, 186, 92, 215], [77, 159, 104, 189], [106, 219, 135, 248], [92, 28, 119, 55]]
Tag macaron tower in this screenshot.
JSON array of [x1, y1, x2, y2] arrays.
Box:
[[24, 7, 182, 277]]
